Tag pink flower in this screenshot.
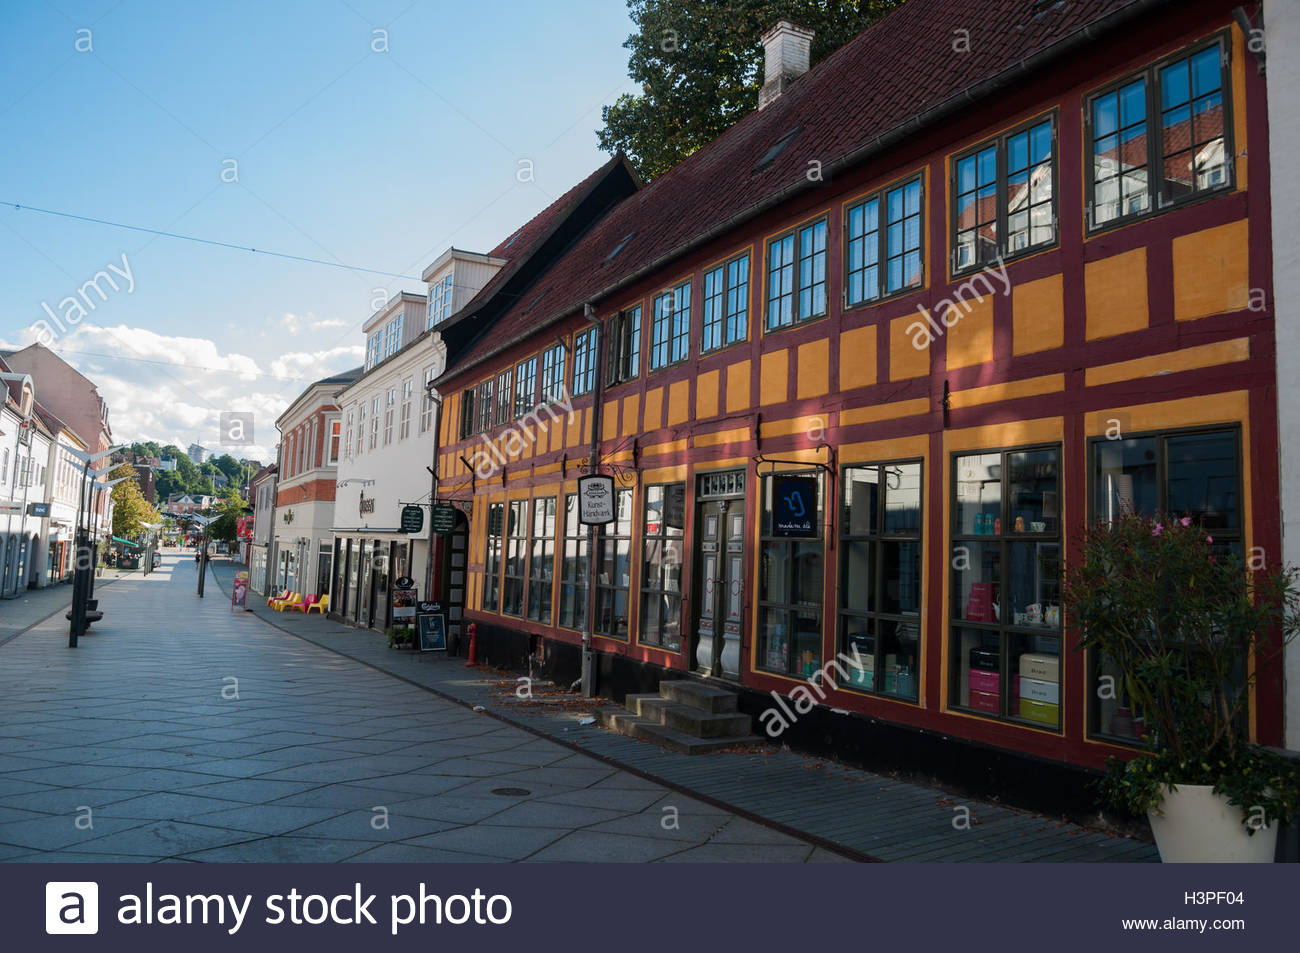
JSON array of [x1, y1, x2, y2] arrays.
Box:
[[1206, 535, 1213, 544], [1153, 523, 1163, 536], [1180, 517, 1191, 527]]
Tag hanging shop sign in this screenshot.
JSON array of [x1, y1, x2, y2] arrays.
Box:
[[773, 476, 819, 538], [578, 474, 616, 525], [27, 502, 51, 517], [358, 493, 376, 516], [400, 505, 424, 534], [395, 576, 415, 590], [430, 503, 458, 536]]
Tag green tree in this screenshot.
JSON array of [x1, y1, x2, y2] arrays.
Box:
[[108, 464, 161, 538], [207, 489, 249, 543], [598, 0, 904, 180]]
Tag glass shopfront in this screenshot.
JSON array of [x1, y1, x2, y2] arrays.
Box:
[[331, 537, 407, 631], [949, 446, 1063, 730]]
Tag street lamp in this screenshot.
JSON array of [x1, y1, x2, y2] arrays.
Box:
[[65, 443, 125, 647]]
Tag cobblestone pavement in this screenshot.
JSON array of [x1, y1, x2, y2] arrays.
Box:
[[0, 554, 841, 862]]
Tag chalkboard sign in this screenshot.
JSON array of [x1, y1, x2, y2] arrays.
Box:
[[417, 612, 447, 652]]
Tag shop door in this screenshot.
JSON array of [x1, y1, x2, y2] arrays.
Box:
[[357, 540, 373, 625], [693, 499, 745, 680]]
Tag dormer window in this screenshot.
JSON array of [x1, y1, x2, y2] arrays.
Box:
[[428, 273, 455, 328]]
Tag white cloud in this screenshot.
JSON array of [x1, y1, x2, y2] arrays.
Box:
[[278, 312, 350, 335], [33, 323, 362, 464]]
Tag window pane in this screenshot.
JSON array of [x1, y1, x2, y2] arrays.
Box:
[[955, 452, 1002, 534], [953, 541, 1000, 624], [1006, 542, 1061, 629], [879, 540, 921, 615], [1166, 431, 1239, 530], [1093, 437, 1159, 521], [843, 467, 879, 535], [841, 540, 872, 611], [884, 462, 923, 534]]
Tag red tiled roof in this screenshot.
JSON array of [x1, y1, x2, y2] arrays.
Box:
[[447, 0, 1158, 378], [441, 153, 640, 330]]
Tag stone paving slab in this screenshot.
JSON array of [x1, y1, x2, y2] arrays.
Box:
[[211, 561, 1157, 863], [0, 555, 831, 863]]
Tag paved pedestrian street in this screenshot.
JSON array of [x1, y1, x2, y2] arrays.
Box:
[[0, 555, 839, 863]]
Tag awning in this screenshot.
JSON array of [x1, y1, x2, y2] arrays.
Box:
[[111, 537, 140, 549]]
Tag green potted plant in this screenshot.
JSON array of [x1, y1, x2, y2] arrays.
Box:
[[386, 625, 414, 649], [1064, 511, 1300, 862]]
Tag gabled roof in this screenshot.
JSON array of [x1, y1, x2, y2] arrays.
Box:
[[443, 0, 1158, 379], [433, 154, 642, 352]]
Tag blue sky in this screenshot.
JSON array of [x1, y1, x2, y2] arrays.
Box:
[[0, 0, 636, 461]]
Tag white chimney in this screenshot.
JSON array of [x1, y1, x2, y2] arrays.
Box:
[[759, 21, 815, 110]]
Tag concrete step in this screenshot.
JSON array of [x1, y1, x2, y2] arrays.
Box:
[[624, 693, 673, 719], [597, 707, 763, 754], [662, 705, 752, 738], [659, 679, 738, 713]]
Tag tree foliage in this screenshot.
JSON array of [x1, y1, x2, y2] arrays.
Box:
[[598, 0, 905, 180], [108, 464, 161, 539], [207, 488, 249, 543]]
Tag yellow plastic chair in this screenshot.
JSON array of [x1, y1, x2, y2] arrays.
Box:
[[273, 592, 302, 612], [266, 588, 289, 607], [305, 593, 329, 614]]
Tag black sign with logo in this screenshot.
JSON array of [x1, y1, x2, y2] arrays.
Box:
[[773, 476, 818, 538], [27, 502, 51, 517], [417, 611, 447, 651], [395, 576, 414, 590], [400, 505, 424, 534]]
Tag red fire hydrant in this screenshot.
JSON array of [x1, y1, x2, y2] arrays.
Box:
[[465, 622, 478, 667]]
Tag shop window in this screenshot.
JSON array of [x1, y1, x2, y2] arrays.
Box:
[[595, 488, 634, 639], [559, 494, 589, 631], [758, 471, 826, 675], [1087, 37, 1230, 229], [502, 500, 527, 616], [527, 497, 557, 624], [952, 116, 1055, 273], [514, 357, 537, 418], [476, 378, 495, 433], [702, 252, 749, 353], [766, 218, 827, 330], [459, 388, 476, 440], [495, 369, 512, 425], [571, 328, 597, 397], [650, 281, 691, 370], [606, 306, 641, 386], [846, 176, 923, 306], [485, 502, 504, 612], [839, 461, 923, 699], [1088, 427, 1241, 742], [950, 446, 1062, 730], [541, 343, 567, 404], [640, 483, 685, 650]]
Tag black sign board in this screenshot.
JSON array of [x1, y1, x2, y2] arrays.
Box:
[[27, 502, 51, 517], [417, 612, 447, 652], [395, 576, 414, 590], [430, 503, 459, 535], [400, 505, 424, 534], [773, 476, 818, 537], [417, 600, 443, 615]]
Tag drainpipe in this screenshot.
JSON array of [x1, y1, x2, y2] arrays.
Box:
[[581, 302, 603, 698]]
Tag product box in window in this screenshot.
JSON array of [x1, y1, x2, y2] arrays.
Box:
[[970, 670, 1020, 696], [968, 689, 1000, 714], [1019, 675, 1059, 705], [1018, 652, 1059, 682], [969, 645, 1000, 672], [1018, 697, 1059, 726]]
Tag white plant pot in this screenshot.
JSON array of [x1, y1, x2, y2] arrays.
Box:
[[1147, 783, 1277, 863]]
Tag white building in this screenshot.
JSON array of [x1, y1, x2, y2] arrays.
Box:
[[332, 291, 444, 630], [271, 367, 359, 600], [0, 368, 42, 597], [31, 404, 89, 588]]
